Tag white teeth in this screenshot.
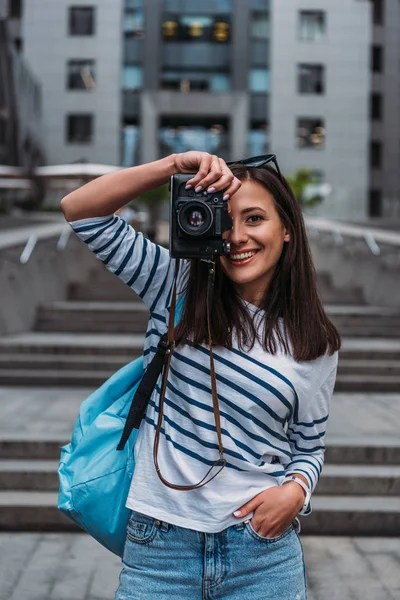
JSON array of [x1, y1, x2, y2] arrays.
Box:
[[230, 251, 257, 261]]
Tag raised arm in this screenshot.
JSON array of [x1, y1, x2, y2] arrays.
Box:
[[61, 152, 241, 313], [60, 156, 177, 222], [60, 152, 241, 222]]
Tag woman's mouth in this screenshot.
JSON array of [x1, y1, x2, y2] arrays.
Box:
[[229, 249, 260, 266]]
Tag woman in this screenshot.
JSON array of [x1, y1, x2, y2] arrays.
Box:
[[61, 151, 340, 600]]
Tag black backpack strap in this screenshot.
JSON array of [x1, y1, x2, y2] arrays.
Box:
[[116, 260, 180, 452], [116, 334, 172, 451]]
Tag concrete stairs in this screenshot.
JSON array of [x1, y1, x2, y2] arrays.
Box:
[[0, 266, 399, 535], [0, 435, 399, 535]]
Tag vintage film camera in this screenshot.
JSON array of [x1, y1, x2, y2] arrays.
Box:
[[169, 173, 232, 259]]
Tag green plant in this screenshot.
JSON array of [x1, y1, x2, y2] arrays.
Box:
[[286, 169, 322, 208], [137, 184, 169, 206]]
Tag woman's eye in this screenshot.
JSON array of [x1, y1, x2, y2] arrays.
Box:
[[247, 215, 263, 223]]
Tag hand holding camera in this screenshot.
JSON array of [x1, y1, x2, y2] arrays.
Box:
[[171, 152, 242, 259], [174, 152, 241, 200]]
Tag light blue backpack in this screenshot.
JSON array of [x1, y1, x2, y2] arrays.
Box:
[[58, 296, 184, 557]]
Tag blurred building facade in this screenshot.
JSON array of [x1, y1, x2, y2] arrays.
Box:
[[0, 1, 45, 169], [271, 0, 371, 220], [369, 0, 400, 218], [2, 0, 399, 220]]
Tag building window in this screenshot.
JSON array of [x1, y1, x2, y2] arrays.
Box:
[[372, 0, 384, 25], [0, 117, 6, 145], [162, 15, 230, 42], [67, 114, 94, 143], [297, 118, 325, 149], [370, 141, 382, 168], [124, 8, 145, 37], [369, 189, 382, 217], [121, 124, 140, 168], [160, 123, 227, 156], [371, 93, 383, 120], [67, 60, 96, 91], [251, 13, 270, 39], [371, 45, 384, 73], [125, 0, 143, 7], [69, 6, 95, 36], [8, 0, 22, 18], [248, 123, 269, 155], [122, 66, 143, 90], [298, 64, 325, 94], [299, 11, 326, 42], [161, 70, 230, 92], [249, 69, 270, 92]]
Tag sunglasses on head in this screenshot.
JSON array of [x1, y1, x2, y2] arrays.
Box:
[[226, 153, 283, 182]]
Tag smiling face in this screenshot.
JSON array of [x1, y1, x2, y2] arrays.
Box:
[[220, 179, 290, 307]]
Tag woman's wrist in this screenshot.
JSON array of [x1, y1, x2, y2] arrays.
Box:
[[281, 481, 306, 511]]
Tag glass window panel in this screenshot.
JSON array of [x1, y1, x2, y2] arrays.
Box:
[[124, 8, 145, 37], [249, 69, 269, 92], [121, 125, 140, 167], [251, 13, 269, 39], [122, 66, 143, 90], [251, 0, 269, 10], [298, 64, 325, 94], [161, 70, 230, 92], [67, 114, 94, 143], [248, 124, 269, 155], [162, 14, 230, 42], [160, 125, 227, 155], [371, 45, 384, 73], [372, 0, 384, 25], [69, 7, 95, 36], [297, 118, 325, 149], [371, 93, 383, 120], [299, 11, 326, 42], [67, 60, 96, 91], [125, 0, 143, 7], [164, 0, 231, 11]]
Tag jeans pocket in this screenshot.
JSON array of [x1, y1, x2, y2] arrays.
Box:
[[126, 510, 158, 545], [246, 520, 295, 544]]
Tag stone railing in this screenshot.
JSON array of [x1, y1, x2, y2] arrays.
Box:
[[0, 222, 98, 336], [306, 217, 400, 308]]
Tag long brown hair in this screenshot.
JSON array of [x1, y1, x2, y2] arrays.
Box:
[[174, 164, 341, 362]]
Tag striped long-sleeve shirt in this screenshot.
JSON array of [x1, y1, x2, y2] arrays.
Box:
[[70, 214, 338, 532]]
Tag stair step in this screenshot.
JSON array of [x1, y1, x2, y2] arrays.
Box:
[[68, 281, 138, 302], [0, 460, 59, 490], [0, 492, 398, 535], [337, 360, 400, 376], [0, 332, 144, 355], [316, 465, 400, 496], [0, 492, 79, 531], [301, 496, 400, 536], [334, 375, 400, 392], [1, 436, 399, 464], [35, 301, 149, 333], [324, 440, 400, 465], [0, 368, 116, 386], [0, 353, 135, 371], [2, 369, 398, 389], [326, 305, 400, 317], [1, 461, 399, 495]]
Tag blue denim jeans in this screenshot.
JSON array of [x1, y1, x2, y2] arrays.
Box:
[[115, 510, 307, 599]]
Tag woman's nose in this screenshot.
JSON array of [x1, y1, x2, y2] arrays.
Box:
[[224, 221, 248, 246]]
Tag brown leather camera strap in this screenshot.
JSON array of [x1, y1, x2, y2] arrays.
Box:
[[153, 259, 226, 490]]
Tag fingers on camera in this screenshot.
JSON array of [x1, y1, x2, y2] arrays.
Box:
[[224, 177, 242, 199]]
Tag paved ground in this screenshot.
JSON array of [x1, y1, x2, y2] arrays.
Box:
[[0, 533, 399, 600], [1, 387, 400, 598]]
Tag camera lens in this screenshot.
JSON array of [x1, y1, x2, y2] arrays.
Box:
[[178, 201, 213, 236], [188, 210, 205, 228]]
